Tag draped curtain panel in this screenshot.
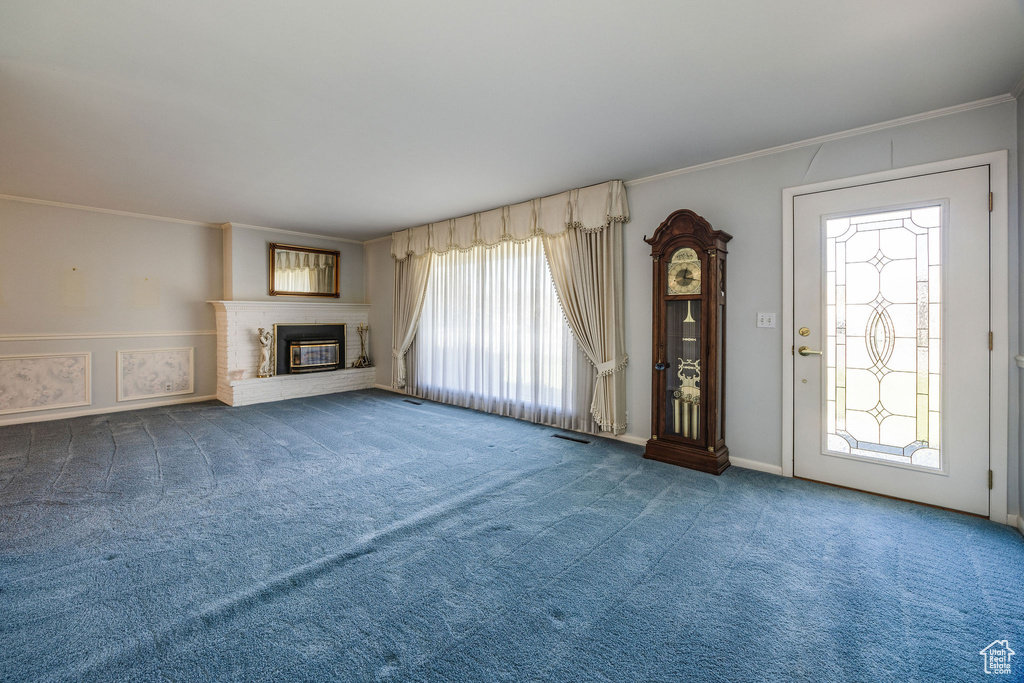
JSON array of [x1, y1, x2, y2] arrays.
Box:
[[391, 253, 432, 388], [411, 236, 596, 432], [542, 221, 628, 434], [391, 179, 629, 433]]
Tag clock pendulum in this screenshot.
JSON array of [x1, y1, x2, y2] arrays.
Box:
[[672, 301, 701, 438]]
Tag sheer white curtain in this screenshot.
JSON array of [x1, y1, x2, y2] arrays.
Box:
[[411, 236, 596, 432]]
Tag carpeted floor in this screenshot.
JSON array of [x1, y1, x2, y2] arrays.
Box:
[[1, 389, 1022, 682]]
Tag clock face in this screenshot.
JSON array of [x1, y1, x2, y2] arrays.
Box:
[[667, 248, 701, 295]]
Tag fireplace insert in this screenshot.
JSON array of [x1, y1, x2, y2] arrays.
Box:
[[274, 324, 345, 375], [289, 340, 340, 373]]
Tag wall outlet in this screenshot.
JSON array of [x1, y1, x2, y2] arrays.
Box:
[[165, 383, 172, 392], [756, 312, 776, 328]]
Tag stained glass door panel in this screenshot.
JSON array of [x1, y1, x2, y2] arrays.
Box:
[[825, 207, 940, 470]]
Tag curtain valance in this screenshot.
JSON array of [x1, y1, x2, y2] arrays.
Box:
[[391, 180, 629, 261]]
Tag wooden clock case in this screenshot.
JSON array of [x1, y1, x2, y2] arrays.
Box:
[[644, 210, 732, 474]]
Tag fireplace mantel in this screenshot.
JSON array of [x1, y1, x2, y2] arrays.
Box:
[[209, 300, 374, 406]]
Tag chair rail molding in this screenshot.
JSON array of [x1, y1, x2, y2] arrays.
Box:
[[0, 330, 215, 342]]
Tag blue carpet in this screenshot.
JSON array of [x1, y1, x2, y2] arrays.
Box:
[[1, 389, 1022, 682]]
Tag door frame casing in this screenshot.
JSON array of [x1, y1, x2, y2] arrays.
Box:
[[781, 151, 1009, 523]]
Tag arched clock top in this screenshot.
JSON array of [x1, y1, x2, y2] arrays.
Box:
[[645, 209, 733, 257]]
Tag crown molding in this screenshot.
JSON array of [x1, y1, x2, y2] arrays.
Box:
[[225, 222, 364, 245], [1012, 71, 1024, 99], [626, 94, 1015, 187], [0, 194, 222, 228], [362, 234, 392, 245]]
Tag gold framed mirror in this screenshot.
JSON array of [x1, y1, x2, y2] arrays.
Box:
[[269, 243, 340, 297]]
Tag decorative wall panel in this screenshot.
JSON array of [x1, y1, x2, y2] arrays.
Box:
[[0, 353, 91, 415], [117, 347, 194, 401]]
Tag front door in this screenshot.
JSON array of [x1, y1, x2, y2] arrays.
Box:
[[792, 166, 991, 515]]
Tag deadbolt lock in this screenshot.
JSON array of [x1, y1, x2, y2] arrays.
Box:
[[798, 327, 810, 337]]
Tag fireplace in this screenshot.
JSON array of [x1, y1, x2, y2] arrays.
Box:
[[274, 324, 345, 375]]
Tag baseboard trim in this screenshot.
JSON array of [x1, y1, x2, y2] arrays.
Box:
[[730, 457, 784, 476], [374, 383, 406, 394], [1009, 513, 1024, 535], [607, 433, 647, 446], [0, 394, 219, 426]]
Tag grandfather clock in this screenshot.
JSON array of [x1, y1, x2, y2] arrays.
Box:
[[644, 210, 732, 474]]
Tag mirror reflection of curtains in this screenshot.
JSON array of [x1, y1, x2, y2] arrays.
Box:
[[269, 243, 340, 297], [390, 180, 629, 435]]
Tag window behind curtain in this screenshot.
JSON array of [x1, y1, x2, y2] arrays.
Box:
[[412, 236, 595, 432]]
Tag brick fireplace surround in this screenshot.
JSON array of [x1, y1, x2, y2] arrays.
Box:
[[209, 301, 375, 407]]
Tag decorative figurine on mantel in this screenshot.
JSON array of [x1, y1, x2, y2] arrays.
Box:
[[352, 324, 372, 368], [257, 327, 275, 378]]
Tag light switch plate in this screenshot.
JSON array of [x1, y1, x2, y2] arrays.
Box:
[[756, 312, 776, 328]]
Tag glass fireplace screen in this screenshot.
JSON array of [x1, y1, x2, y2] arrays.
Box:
[[289, 340, 340, 373]]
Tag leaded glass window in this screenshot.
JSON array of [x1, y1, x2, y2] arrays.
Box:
[[825, 206, 941, 470]]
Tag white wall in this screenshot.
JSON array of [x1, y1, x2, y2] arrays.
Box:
[[364, 99, 1020, 517], [1017, 91, 1024, 526], [623, 100, 1019, 514], [0, 198, 222, 421], [364, 238, 394, 388], [225, 223, 365, 302]]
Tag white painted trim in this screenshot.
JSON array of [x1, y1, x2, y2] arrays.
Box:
[[0, 352, 91, 415], [209, 300, 370, 311], [1008, 514, 1022, 534], [1018, 515, 1024, 536], [627, 95, 1014, 187], [987, 153, 1010, 525], [606, 433, 646, 446], [1012, 72, 1024, 99], [225, 222, 364, 245], [731, 457, 784, 476], [116, 347, 195, 402], [374, 383, 406, 394], [0, 194, 220, 228], [781, 151, 1010, 523], [363, 235, 392, 246], [0, 394, 218, 426], [0, 330, 215, 342], [782, 184, 795, 478]]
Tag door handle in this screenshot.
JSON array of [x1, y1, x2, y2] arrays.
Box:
[[797, 346, 822, 356]]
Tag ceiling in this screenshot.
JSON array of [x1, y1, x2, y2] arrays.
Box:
[[1, 1, 1022, 241]]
